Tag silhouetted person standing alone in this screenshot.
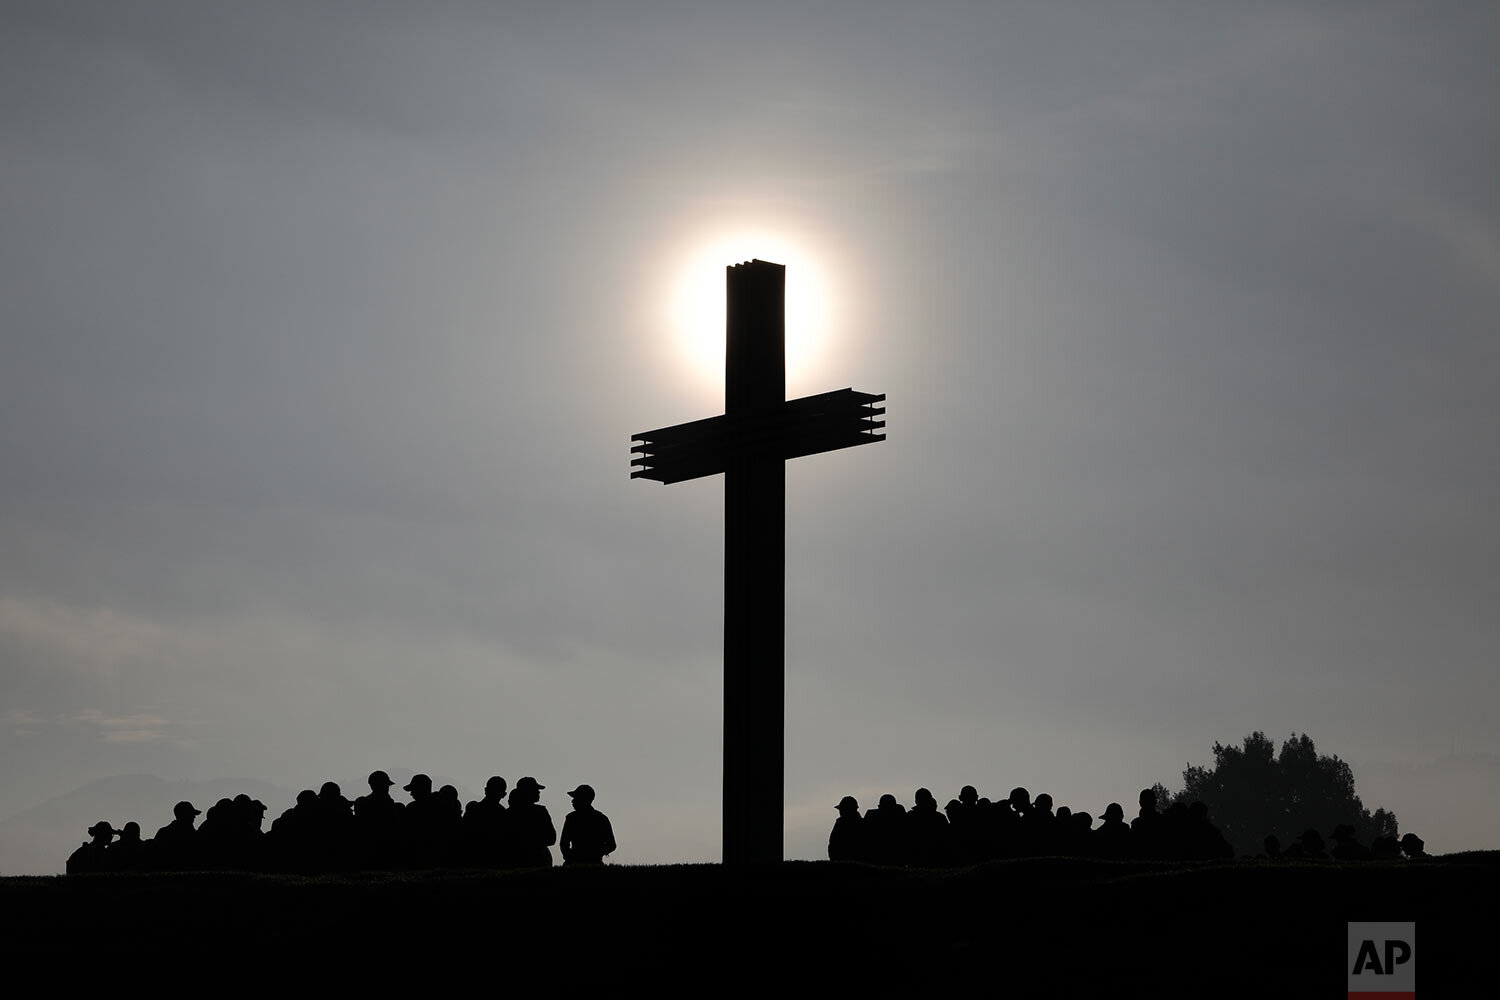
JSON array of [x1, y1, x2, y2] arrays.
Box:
[[1095, 803, 1131, 859], [949, 785, 984, 864], [152, 801, 201, 869], [463, 776, 508, 866], [828, 796, 864, 862], [402, 772, 438, 864], [559, 785, 616, 865], [1131, 788, 1162, 858], [906, 788, 951, 867], [1400, 833, 1427, 859], [317, 781, 353, 831], [863, 794, 908, 866], [354, 770, 404, 867], [67, 821, 116, 874], [434, 784, 463, 864], [355, 770, 403, 825], [107, 821, 145, 871], [506, 776, 556, 867]]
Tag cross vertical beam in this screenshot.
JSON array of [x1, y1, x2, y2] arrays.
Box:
[[630, 257, 884, 866], [723, 260, 786, 866]]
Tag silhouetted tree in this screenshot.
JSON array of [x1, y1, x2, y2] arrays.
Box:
[[1161, 731, 1398, 856], [1147, 782, 1176, 811]]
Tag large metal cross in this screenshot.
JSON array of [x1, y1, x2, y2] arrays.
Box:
[[631, 259, 885, 865]]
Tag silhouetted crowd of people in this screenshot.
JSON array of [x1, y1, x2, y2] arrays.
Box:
[[828, 786, 1426, 866], [828, 786, 1228, 866], [66, 771, 615, 874], [1263, 827, 1427, 862], [66, 773, 1431, 874]]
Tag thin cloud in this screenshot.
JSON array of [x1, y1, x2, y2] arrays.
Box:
[[68, 708, 194, 746], [0, 595, 182, 675]]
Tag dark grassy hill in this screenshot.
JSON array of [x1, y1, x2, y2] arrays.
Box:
[[6, 855, 1494, 990]]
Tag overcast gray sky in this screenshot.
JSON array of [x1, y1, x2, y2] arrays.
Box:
[[3, 1, 1497, 873]]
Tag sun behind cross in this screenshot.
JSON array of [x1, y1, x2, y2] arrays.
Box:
[[670, 230, 837, 389]]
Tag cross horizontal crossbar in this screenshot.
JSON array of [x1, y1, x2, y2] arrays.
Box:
[[631, 388, 886, 485]]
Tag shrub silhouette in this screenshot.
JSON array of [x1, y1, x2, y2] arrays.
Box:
[[1159, 731, 1397, 856]]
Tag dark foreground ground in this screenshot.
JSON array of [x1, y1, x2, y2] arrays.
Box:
[[6, 854, 1495, 991]]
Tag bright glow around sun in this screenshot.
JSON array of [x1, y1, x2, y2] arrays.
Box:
[[670, 230, 836, 390]]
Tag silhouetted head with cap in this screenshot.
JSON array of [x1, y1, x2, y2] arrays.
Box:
[[837, 796, 860, 817], [173, 801, 200, 823], [233, 794, 267, 830], [513, 776, 544, 805], [403, 774, 433, 799], [368, 771, 395, 793], [568, 784, 596, 809], [87, 821, 117, 844]]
